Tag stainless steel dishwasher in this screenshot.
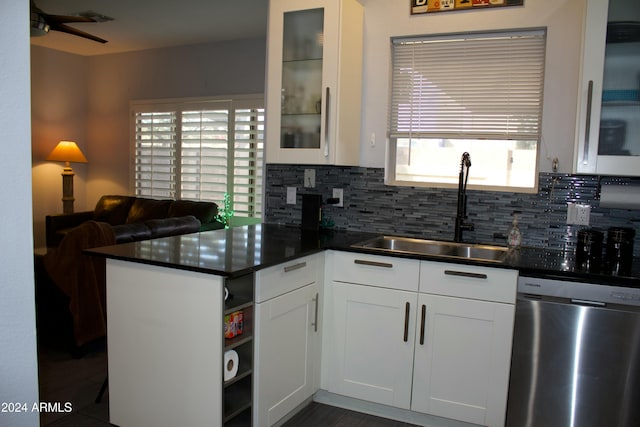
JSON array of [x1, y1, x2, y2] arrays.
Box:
[[506, 276, 640, 427]]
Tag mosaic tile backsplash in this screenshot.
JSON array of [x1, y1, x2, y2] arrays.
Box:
[[264, 165, 640, 258]]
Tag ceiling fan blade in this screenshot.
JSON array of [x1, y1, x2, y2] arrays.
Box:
[[50, 23, 108, 44], [44, 14, 96, 24]]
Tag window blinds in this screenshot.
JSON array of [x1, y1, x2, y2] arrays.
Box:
[[390, 29, 546, 140]]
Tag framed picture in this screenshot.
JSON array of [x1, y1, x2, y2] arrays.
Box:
[[411, 0, 523, 15]]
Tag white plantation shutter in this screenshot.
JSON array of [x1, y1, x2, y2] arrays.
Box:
[[180, 107, 230, 202], [390, 29, 546, 140], [233, 107, 264, 217], [135, 111, 177, 198], [132, 97, 264, 219]]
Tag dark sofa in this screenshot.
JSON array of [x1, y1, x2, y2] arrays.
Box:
[[46, 195, 224, 247]]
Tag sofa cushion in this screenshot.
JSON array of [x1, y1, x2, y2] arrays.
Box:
[[112, 223, 154, 244], [93, 195, 136, 225], [125, 198, 172, 224], [168, 200, 218, 225], [145, 216, 201, 238]]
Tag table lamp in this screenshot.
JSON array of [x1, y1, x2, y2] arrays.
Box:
[[46, 140, 88, 213]]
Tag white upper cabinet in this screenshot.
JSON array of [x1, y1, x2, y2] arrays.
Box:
[[574, 0, 640, 175], [265, 0, 363, 165]]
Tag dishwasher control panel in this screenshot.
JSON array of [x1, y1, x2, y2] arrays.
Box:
[[518, 276, 640, 307]]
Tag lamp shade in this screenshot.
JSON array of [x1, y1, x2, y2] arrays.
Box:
[[46, 141, 88, 163]]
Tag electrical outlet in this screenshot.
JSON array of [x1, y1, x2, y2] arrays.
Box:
[[567, 203, 591, 225], [575, 204, 591, 225], [286, 187, 296, 205], [332, 188, 344, 207], [304, 169, 316, 188]]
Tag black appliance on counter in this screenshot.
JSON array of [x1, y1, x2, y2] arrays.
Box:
[[575, 228, 604, 272], [301, 193, 322, 231], [606, 226, 636, 275], [575, 227, 635, 275]]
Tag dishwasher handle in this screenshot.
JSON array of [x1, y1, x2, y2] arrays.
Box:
[[571, 298, 606, 308]]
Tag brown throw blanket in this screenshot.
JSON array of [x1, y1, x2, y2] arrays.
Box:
[[44, 221, 116, 347]]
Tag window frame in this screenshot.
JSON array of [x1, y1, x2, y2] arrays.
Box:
[[386, 28, 547, 193], [129, 94, 264, 222]]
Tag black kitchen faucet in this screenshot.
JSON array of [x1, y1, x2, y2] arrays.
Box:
[[454, 152, 474, 242]]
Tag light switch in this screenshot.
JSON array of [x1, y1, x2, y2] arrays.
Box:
[[286, 187, 296, 205], [304, 169, 316, 188]]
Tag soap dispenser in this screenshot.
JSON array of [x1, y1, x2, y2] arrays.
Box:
[[508, 214, 522, 249]]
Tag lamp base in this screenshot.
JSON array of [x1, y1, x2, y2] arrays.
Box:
[[61, 167, 75, 214]]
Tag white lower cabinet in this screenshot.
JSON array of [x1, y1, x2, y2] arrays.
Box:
[[411, 293, 515, 426], [325, 282, 418, 409], [411, 261, 517, 427], [254, 254, 323, 427], [322, 252, 517, 427]]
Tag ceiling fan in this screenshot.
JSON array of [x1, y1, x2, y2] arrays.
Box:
[[30, 1, 111, 44]]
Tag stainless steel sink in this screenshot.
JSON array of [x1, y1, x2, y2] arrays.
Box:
[[351, 236, 509, 263]]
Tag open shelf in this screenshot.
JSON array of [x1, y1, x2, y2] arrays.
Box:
[[224, 406, 252, 427], [224, 305, 253, 349], [223, 272, 254, 426], [224, 339, 253, 388], [223, 375, 252, 424], [224, 273, 253, 311]]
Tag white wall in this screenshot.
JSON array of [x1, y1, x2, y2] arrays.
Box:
[[1, 1, 40, 426], [30, 38, 266, 246], [358, 0, 585, 172]]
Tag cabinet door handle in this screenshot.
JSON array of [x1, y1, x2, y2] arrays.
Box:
[[283, 262, 306, 273], [324, 86, 330, 157], [403, 302, 410, 343], [444, 270, 488, 280], [419, 304, 426, 345], [583, 79, 594, 165], [312, 292, 319, 333], [354, 259, 393, 269]]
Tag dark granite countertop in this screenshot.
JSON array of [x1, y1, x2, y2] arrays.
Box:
[[86, 223, 640, 287], [85, 224, 377, 277]]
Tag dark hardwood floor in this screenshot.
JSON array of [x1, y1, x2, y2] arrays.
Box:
[[281, 402, 419, 427], [37, 336, 112, 426]]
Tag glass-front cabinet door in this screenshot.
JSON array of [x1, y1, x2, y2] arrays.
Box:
[[280, 9, 324, 150], [575, 0, 640, 175], [265, 0, 363, 165]]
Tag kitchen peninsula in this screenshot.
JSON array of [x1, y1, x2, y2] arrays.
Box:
[[87, 223, 640, 427]]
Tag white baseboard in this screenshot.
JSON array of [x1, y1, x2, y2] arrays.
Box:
[[312, 389, 479, 427]]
